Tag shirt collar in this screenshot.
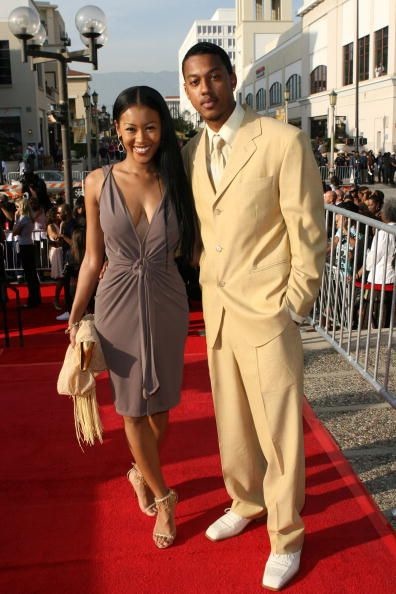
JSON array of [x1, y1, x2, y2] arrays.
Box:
[[206, 103, 245, 150]]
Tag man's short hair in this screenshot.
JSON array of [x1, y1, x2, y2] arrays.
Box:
[[182, 42, 233, 75]]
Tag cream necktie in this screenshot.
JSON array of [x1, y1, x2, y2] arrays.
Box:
[[211, 134, 226, 190]]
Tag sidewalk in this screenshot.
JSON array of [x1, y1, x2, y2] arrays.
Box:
[[301, 325, 396, 530]]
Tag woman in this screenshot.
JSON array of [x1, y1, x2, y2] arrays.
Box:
[[55, 203, 77, 321], [46, 207, 64, 309], [63, 226, 89, 315], [364, 197, 396, 327], [67, 86, 196, 549], [12, 196, 41, 307]]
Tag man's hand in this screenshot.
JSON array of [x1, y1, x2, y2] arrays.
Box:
[[99, 259, 108, 279]]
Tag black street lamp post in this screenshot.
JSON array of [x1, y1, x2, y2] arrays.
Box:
[[91, 90, 99, 164], [8, 5, 107, 205], [82, 90, 92, 171]]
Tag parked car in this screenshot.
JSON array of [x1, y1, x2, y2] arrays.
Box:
[[0, 170, 82, 201], [35, 170, 83, 199]]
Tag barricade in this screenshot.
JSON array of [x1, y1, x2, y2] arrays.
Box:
[[309, 205, 396, 407], [319, 165, 354, 183], [2, 231, 50, 275]]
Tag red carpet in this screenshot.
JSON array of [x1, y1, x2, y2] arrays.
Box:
[[1, 287, 396, 593]]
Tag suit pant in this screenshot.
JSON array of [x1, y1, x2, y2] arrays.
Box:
[[207, 311, 305, 554]]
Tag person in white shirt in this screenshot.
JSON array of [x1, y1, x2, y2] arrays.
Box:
[[365, 197, 396, 326]]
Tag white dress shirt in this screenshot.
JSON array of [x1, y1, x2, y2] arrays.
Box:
[[206, 103, 245, 187], [366, 222, 396, 284]]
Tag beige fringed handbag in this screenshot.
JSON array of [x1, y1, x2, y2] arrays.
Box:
[[57, 314, 107, 447]]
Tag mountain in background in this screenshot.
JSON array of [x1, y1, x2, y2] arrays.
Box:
[[89, 71, 180, 110]]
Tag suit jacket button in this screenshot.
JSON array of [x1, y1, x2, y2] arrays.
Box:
[[218, 280, 225, 287], [215, 245, 223, 252]]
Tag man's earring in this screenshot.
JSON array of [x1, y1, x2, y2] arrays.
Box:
[[117, 136, 125, 153]]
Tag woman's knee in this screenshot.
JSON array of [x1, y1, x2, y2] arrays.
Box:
[[123, 415, 147, 429]]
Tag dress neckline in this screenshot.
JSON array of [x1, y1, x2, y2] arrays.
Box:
[[110, 167, 165, 245]]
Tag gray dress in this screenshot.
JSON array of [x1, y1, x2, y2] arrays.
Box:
[[94, 165, 189, 417]]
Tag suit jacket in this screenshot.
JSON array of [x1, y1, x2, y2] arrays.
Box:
[[182, 106, 326, 348]]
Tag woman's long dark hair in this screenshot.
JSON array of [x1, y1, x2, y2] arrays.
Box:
[[113, 86, 196, 262]]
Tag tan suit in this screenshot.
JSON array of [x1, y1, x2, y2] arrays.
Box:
[[182, 107, 326, 553]]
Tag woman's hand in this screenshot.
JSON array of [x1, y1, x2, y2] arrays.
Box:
[[69, 324, 79, 348]]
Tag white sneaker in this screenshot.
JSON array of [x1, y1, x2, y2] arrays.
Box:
[[262, 550, 301, 591], [205, 509, 253, 541], [56, 311, 70, 321]]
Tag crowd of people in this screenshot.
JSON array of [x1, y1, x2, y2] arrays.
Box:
[[315, 147, 396, 186], [0, 171, 86, 315], [323, 181, 395, 328]]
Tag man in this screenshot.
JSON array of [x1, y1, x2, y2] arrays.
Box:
[[181, 43, 326, 591]]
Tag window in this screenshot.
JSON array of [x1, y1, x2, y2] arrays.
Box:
[[272, 0, 281, 20], [256, 0, 263, 20], [213, 26, 216, 34], [0, 116, 22, 159], [256, 88, 266, 111], [228, 26, 232, 34], [286, 74, 301, 101], [245, 93, 253, 107], [358, 35, 369, 81], [36, 64, 43, 89], [0, 41, 12, 85], [208, 26, 212, 34], [375, 26, 388, 75], [202, 26, 206, 34], [218, 26, 222, 34], [197, 26, 201, 34], [310, 65, 327, 94], [343, 43, 353, 85], [269, 82, 282, 106]]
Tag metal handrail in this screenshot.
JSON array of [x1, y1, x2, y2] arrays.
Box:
[[309, 204, 396, 407]]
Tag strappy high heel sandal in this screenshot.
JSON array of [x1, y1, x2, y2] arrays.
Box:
[[126, 464, 157, 517], [153, 489, 178, 549]]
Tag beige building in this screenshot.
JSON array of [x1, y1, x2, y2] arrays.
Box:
[[236, 0, 395, 152], [165, 96, 180, 119], [0, 0, 93, 165], [0, 1, 65, 162]]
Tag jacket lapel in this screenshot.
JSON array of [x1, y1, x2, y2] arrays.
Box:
[[192, 129, 216, 201], [214, 108, 262, 204]]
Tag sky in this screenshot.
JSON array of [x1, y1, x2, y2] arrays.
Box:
[[56, 0, 303, 73]]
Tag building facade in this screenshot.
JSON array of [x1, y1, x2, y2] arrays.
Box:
[[236, 0, 395, 152], [0, 0, 93, 166], [68, 69, 92, 145], [178, 8, 236, 125], [165, 95, 180, 119], [0, 0, 66, 163]]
